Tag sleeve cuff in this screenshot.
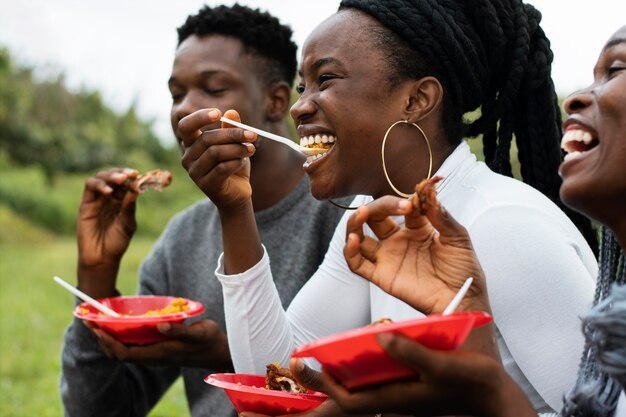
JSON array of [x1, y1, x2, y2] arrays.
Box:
[[215, 245, 270, 287]]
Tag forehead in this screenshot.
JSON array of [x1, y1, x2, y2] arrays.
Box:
[[300, 10, 382, 70], [173, 34, 256, 74]]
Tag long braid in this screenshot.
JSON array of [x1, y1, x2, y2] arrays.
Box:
[[562, 226, 626, 417], [338, 0, 598, 254]]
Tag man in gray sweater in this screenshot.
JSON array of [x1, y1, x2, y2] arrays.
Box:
[[59, 5, 346, 416]]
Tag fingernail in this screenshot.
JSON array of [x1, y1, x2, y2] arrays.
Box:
[[243, 130, 256, 140], [243, 143, 255, 154], [294, 359, 305, 372], [122, 168, 136, 174], [208, 109, 220, 119], [111, 173, 124, 180]]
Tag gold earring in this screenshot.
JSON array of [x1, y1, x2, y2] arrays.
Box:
[[381, 120, 433, 198]]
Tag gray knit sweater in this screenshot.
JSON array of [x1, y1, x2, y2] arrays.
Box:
[[60, 177, 347, 417]]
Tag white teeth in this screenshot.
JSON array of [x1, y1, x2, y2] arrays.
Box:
[[322, 135, 328, 143], [314, 135, 322, 144], [563, 151, 582, 161], [582, 131, 593, 144]]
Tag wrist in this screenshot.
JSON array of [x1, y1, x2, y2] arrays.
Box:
[[483, 366, 537, 417], [77, 262, 120, 299]]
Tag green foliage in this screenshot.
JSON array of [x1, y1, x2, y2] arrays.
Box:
[[0, 47, 173, 183]]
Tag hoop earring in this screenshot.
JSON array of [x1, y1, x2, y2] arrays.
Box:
[[381, 120, 433, 198]]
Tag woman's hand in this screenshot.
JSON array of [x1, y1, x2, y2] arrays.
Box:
[[178, 108, 257, 211], [85, 319, 232, 369], [344, 179, 489, 314], [322, 333, 537, 417]]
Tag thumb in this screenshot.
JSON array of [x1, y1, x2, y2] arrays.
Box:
[[376, 332, 443, 375], [221, 109, 241, 127], [290, 358, 326, 392]]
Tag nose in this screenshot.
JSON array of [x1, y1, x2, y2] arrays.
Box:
[[172, 90, 203, 123], [563, 87, 593, 115], [290, 93, 317, 127]]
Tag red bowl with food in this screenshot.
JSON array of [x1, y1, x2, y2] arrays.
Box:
[[292, 311, 492, 389], [74, 295, 205, 344], [205, 373, 327, 415]]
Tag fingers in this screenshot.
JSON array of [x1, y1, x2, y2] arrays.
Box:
[[343, 232, 376, 280], [376, 332, 442, 374], [290, 358, 326, 392], [82, 168, 138, 203], [358, 197, 409, 239], [178, 108, 222, 147], [156, 320, 222, 344], [422, 199, 470, 243]]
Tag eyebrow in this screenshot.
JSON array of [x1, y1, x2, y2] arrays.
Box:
[[168, 69, 225, 86], [298, 57, 344, 77], [604, 37, 626, 49]]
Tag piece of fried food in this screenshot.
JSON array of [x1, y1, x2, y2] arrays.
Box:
[[412, 176, 444, 215], [369, 317, 393, 326], [128, 169, 172, 193], [265, 362, 307, 393]]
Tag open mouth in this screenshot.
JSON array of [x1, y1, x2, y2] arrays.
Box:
[[300, 134, 336, 164], [561, 127, 599, 161]]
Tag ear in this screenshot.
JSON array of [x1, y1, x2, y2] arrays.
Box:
[[403, 76, 443, 123], [265, 81, 292, 123]]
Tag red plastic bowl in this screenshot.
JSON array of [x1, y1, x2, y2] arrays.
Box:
[[292, 311, 492, 389], [74, 295, 205, 344], [205, 373, 327, 415]]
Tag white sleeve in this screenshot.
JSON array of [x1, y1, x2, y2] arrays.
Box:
[[467, 204, 596, 411], [216, 209, 371, 375]]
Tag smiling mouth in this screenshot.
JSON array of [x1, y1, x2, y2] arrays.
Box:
[[300, 134, 336, 164], [561, 128, 599, 161]]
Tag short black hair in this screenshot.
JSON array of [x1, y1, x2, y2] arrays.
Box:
[[177, 4, 297, 86]]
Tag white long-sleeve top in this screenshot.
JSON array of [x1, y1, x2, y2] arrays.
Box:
[[216, 141, 597, 413]]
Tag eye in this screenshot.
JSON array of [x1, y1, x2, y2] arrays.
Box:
[[319, 74, 336, 86], [607, 65, 625, 78], [295, 84, 305, 95], [204, 87, 227, 96], [171, 92, 184, 103]]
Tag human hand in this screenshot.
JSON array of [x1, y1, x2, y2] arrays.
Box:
[[85, 319, 232, 369], [178, 108, 257, 211], [344, 178, 488, 314], [77, 167, 139, 268], [322, 333, 536, 417]]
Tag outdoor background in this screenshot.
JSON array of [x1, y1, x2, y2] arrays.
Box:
[[1, 1, 625, 416]]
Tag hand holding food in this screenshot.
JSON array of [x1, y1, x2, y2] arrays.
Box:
[[178, 108, 257, 210], [344, 177, 489, 315], [77, 167, 171, 298], [85, 318, 232, 369]]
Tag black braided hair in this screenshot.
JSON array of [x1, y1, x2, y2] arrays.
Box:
[[561, 227, 626, 417], [177, 4, 297, 86], [338, 0, 598, 254]]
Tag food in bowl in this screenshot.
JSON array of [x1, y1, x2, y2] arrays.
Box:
[[74, 295, 204, 344], [265, 362, 307, 393]]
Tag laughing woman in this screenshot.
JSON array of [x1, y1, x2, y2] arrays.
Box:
[[177, 0, 598, 414], [324, 25, 626, 417]]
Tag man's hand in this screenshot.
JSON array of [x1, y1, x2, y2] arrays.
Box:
[[85, 319, 232, 370]]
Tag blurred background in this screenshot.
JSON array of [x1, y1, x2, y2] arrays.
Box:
[[0, 1, 624, 416]]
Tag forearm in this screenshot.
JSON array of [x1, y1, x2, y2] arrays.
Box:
[[217, 249, 295, 373], [219, 201, 263, 275]]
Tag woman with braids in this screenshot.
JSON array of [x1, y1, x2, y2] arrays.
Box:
[[320, 25, 626, 417], [177, 0, 597, 414]]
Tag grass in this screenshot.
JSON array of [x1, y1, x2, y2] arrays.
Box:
[[0, 162, 204, 417], [0, 235, 190, 416]]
